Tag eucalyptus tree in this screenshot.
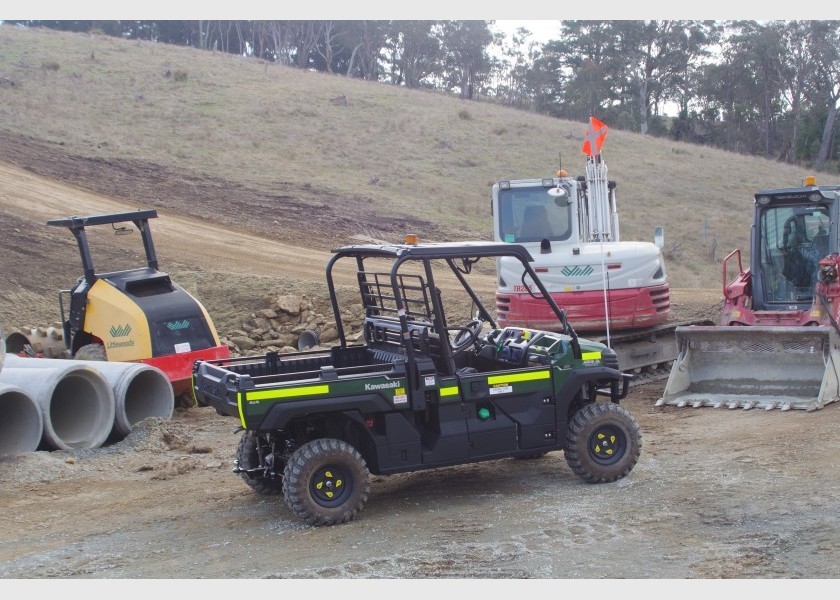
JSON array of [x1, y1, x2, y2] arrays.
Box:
[[727, 21, 789, 158], [546, 20, 618, 122], [383, 21, 442, 88], [493, 26, 543, 108], [777, 21, 815, 163], [343, 20, 389, 80], [611, 20, 716, 135], [438, 20, 495, 99], [807, 20, 840, 170]]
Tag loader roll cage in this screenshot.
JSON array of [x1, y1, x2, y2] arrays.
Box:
[[47, 209, 161, 286], [325, 241, 581, 377]]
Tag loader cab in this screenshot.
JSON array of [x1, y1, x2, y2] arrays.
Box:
[[752, 187, 839, 310]]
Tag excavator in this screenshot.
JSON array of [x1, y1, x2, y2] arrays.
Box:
[[491, 116, 707, 377], [658, 176, 840, 411]]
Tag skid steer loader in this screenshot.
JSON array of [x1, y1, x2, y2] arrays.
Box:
[[6, 210, 229, 397], [658, 177, 840, 411]]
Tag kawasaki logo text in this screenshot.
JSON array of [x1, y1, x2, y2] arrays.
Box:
[[364, 381, 402, 391]]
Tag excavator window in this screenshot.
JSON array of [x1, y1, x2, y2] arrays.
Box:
[[498, 187, 572, 243]]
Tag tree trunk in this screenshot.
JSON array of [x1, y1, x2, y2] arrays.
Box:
[[816, 100, 838, 170], [346, 44, 359, 77], [638, 76, 649, 135]]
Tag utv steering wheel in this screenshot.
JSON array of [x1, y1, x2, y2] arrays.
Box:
[[448, 318, 484, 354]]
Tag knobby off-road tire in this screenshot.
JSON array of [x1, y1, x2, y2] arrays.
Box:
[[283, 438, 370, 526], [565, 401, 641, 483], [236, 432, 284, 495], [74, 343, 107, 361]]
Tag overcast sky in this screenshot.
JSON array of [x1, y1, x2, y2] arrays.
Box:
[[8, 1, 840, 20]]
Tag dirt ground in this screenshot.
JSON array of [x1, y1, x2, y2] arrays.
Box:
[[1, 135, 839, 580], [1, 381, 838, 579]]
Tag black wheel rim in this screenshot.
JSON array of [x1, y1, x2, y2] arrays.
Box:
[[310, 464, 351, 507], [588, 425, 626, 465]]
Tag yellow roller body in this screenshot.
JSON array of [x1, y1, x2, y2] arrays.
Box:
[[84, 278, 153, 361]]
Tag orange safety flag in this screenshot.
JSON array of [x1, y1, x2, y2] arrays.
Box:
[[581, 116, 608, 157]]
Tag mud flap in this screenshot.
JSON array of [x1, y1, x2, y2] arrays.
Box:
[[657, 326, 840, 411]]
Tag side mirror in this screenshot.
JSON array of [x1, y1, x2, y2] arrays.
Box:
[[548, 186, 569, 207], [654, 226, 664, 249]]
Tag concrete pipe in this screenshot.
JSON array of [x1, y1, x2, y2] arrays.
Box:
[[0, 383, 43, 454], [81, 361, 174, 440], [0, 363, 115, 451], [4, 355, 174, 440]]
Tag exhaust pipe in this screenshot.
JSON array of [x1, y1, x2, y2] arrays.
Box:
[[4, 355, 174, 441], [0, 383, 43, 454], [0, 363, 115, 451]]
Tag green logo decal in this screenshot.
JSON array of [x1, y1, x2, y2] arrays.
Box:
[[167, 320, 190, 331], [109, 323, 132, 338], [561, 265, 594, 277]]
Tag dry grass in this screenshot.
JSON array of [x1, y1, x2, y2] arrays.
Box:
[[0, 25, 818, 288]]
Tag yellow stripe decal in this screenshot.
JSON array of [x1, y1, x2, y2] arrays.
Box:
[[581, 351, 602, 361], [440, 386, 459, 397], [246, 385, 330, 402], [487, 370, 550, 385], [237, 392, 246, 428]]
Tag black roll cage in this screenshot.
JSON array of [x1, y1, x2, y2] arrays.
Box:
[[325, 241, 581, 361], [47, 209, 160, 286]]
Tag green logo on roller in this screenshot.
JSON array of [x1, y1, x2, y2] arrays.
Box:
[[109, 323, 132, 338]]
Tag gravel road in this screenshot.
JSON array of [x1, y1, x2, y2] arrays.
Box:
[[1, 378, 838, 580]]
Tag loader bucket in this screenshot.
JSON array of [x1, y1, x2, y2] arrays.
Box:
[[657, 326, 840, 411]]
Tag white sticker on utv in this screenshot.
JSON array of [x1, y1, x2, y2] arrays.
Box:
[[489, 385, 513, 395]]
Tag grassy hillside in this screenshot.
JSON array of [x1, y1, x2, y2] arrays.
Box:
[[0, 25, 822, 288]]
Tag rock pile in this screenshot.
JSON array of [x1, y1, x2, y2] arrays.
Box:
[[220, 294, 366, 357]]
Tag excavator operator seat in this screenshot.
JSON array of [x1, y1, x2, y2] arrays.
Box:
[[518, 205, 552, 241]]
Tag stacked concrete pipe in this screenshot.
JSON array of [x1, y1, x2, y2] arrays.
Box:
[[82, 361, 173, 439], [0, 382, 43, 454], [0, 361, 115, 451], [1, 326, 44, 455], [3, 355, 174, 442]]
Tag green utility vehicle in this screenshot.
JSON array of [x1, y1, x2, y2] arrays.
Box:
[[192, 240, 640, 526]]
